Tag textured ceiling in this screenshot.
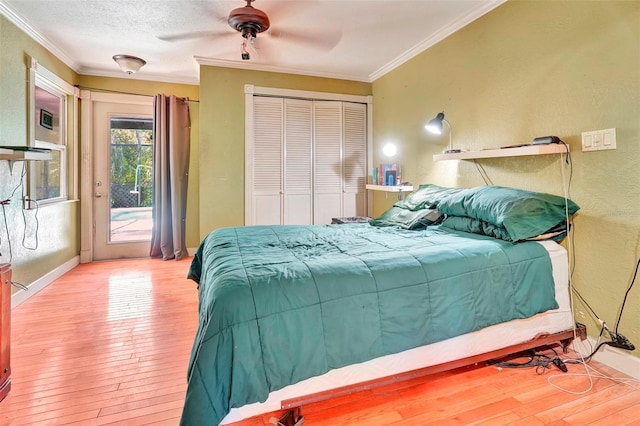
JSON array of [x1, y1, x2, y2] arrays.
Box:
[[1, 0, 505, 84]]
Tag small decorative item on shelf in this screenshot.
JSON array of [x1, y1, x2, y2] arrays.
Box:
[[376, 163, 401, 185]]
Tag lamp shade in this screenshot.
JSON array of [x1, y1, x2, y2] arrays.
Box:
[[425, 111, 460, 154], [425, 112, 445, 135], [113, 54, 146, 74]]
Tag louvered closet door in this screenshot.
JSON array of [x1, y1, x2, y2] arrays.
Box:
[[283, 99, 313, 225], [342, 102, 367, 217], [252, 96, 283, 225], [313, 101, 343, 224]]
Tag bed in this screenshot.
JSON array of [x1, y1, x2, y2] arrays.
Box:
[[181, 185, 580, 425]]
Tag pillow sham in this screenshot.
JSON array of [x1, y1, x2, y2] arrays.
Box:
[[441, 216, 568, 242], [369, 206, 443, 229], [394, 184, 463, 211], [438, 186, 579, 241]]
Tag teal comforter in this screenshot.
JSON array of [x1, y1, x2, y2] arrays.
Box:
[[181, 224, 558, 425]]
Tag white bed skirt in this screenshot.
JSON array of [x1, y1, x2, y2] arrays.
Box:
[[222, 240, 573, 424]]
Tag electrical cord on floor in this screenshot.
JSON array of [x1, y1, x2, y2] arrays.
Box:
[[493, 347, 567, 375], [546, 342, 640, 395], [563, 327, 609, 364]]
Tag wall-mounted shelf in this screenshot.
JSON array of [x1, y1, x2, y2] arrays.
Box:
[[366, 184, 414, 193], [0, 148, 51, 161], [433, 144, 569, 161]]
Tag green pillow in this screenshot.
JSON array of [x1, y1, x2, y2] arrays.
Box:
[[369, 206, 443, 229], [440, 216, 513, 241], [394, 184, 463, 211], [438, 186, 579, 241]]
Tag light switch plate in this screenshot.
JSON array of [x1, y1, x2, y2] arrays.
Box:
[[582, 128, 616, 152]]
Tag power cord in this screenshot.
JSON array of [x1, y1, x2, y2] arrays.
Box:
[[558, 142, 636, 352], [0, 200, 12, 262], [0, 161, 41, 262], [0, 162, 24, 262], [21, 197, 40, 251], [546, 336, 640, 395], [493, 346, 568, 375], [472, 160, 493, 186], [569, 259, 638, 354], [614, 257, 639, 337]]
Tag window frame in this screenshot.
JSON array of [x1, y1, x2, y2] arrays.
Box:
[[26, 57, 76, 208]]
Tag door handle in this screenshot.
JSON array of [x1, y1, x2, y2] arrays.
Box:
[[95, 192, 102, 198]]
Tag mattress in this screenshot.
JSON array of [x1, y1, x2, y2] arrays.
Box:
[[220, 239, 571, 424]]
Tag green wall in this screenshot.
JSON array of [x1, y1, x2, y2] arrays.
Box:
[[198, 66, 371, 236], [372, 0, 640, 356], [0, 15, 80, 289]]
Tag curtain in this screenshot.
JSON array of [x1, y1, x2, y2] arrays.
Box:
[[150, 94, 191, 260]]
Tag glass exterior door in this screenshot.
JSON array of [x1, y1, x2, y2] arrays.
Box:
[[92, 98, 153, 260]]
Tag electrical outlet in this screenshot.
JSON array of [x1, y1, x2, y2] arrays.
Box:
[[582, 128, 616, 152], [578, 311, 586, 320]]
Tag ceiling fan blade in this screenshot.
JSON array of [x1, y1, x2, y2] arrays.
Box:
[[158, 29, 238, 42], [158, 1, 229, 42], [264, 0, 320, 22], [267, 27, 342, 51], [157, 30, 218, 42]]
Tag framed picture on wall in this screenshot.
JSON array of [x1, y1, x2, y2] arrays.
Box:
[[39, 108, 54, 130]]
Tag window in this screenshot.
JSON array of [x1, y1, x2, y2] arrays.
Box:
[[26, 57, 75, 207], [30, 85, 67, 203], [109, 117, 153, 210]]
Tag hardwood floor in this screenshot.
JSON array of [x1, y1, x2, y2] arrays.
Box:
[[1, 258, 638, 425]]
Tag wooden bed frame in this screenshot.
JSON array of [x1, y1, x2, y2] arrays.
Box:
[[270, 324, 586, 426]]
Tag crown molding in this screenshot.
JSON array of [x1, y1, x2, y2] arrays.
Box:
[[0, 0, 80, 72], [195, 56, 371, 83], [369, 0, 507, 82], [78, 67, 200, 86]]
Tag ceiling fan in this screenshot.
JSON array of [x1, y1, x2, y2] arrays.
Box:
[[228, 0, 270, 39], [158, 0, 341, 61], [228, 0, 270, 60]]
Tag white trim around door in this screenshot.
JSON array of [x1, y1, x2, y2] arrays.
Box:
[[79, 91, 153, 263]]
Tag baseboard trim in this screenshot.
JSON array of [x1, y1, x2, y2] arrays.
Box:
[[571, 337, 640, 380], [11, 256, 80, 309]]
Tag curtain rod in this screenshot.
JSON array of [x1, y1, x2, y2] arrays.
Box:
[[74, 85, 200, 103]]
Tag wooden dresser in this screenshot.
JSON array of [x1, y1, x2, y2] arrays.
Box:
[[0, 263, 11, 402]]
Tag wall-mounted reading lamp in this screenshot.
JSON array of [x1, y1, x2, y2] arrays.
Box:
[[425, 112, 460, 154]]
